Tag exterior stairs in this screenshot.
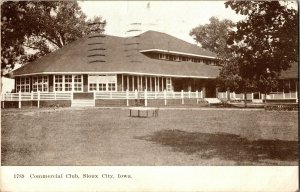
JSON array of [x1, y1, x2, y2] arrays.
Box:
[[71, 99, 95, 107], [204, 98, 222, 104]]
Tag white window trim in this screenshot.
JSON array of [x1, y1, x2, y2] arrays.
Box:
[[88, 74, 117, 92]]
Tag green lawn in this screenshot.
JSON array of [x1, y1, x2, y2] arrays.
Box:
[[1, 107, 298, 165]]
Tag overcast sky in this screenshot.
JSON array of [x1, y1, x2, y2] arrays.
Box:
[[78, 1, 246, 44]]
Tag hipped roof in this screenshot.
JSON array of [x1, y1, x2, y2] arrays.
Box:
[[13, 30, 220, 78]]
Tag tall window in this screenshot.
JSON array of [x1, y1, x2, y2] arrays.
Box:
[[166, 77, 172, 91], [16, 77, 30, 92], [74, 75, 82, 91], [64, 75, 72, 91], [32, 76, 48, 92], [54, 75, 63, 91]]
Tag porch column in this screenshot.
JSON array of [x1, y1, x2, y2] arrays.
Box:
[[137, 76, 140, 91], [121, 74, 124, 92], [141, 76, 143, 91], [146, 76, 148, 91], [158, 77, 160, 92], [162, 77, 164, 91], [150, 77, 152, 92], [202, 83, 206, 99], [127, 76, 129, 91], [132, 76, 135, 91], [154, 77, 157, 92]]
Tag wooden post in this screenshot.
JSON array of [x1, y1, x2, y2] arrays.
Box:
[[196, 90, 199, 104], [144, 89, 147, 107], [31, 91, 33, 100], [150, 76, 152, 92], [121, 74, 124, 92], [233, 92, 236, 99], [93, 91, 96, 100], [146, 76, 148, 91], [126, 89, 129, 106], [132, 76, 135, 91], [18, 91, 21, 109], [181, 90, 184, 105], [37, 91, 40, 108], [137, 76, 140, 91], [54, 92, 57, 100], [127, 76, 129, 92], [135, 89, 138, 99], [283, 91, 285, 99], [71, 92, 74, 101], [200, 90, 203, 98], [154, 77, 157, 92], [164, 89, 167, 106], [251, 93, 254, 100], [188, 90, 191, 98]]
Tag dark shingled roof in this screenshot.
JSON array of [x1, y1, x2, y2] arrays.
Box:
[[12, 30, 221, 78]]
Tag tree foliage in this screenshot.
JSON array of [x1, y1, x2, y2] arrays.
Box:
[[1, 1, 106, 73], [190, 16, 235, 60], [218, 1, 297, 94]]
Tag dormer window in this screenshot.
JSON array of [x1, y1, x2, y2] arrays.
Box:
[[159, 53, 167, 59]]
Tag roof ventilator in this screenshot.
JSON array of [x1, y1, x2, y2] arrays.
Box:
[[87, 22, 106, 63]]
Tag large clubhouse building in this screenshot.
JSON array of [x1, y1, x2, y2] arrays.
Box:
[[12, 31, 220, 97], [2, 30, 297, 107]]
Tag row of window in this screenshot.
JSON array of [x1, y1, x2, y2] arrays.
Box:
[[158, 53, 216, 65], [88, 75, 117, 91], [15, 75, 83, 92], [54, 75, 82, 92]]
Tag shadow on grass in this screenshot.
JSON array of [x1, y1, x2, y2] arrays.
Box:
[[136, 130, 298, 164]]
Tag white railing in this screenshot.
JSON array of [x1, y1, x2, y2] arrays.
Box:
[[1, 91, 72, 101], [218, 91, 298, 100], [94, 90, 203, 100]]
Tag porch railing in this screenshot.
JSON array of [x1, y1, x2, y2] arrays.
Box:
[[1, 92, 72, 101], [218, 91, 298, 100]]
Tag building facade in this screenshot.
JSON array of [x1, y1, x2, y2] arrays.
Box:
[[12, 31, 220, 99]]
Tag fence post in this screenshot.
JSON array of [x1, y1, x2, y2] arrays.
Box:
[[200, 90, 203, 99], [164, 90, 167, 106], [126, 89, 129, 107], [18, 91, 21, 108], [37, 91, 40, 108], [251, 93, 254, 100], [181, 90, 184, 105], [54, 92, 57, 100], [93, 91, 95, 100], [283, 92, 285, 99], [188, 90, 191, 99], [196, 90, 199, 104], [31, 91, 33, 100], [135, 89, 138, 99], [145, 89, 148, 107], [233, 92, 236, 99], [2, 93, 4, 108], [71, 92, 73, 101], [10, 93, 12, 101]]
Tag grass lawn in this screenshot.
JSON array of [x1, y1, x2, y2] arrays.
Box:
[[1, 107, 298, 165]]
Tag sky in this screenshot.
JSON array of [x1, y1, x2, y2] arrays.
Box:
[[78, 1, 246, 44]]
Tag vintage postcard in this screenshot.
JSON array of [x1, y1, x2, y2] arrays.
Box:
[[1, 1, 298, 191]]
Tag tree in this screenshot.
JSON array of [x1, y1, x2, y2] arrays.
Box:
[[1, 1, 106, 74], [220, 1, 297, 104], [190, 16, 235, 61]]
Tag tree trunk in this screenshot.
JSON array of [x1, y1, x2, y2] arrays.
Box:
[[226, 87, 231, 102], [244, 92, 247, 108]]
